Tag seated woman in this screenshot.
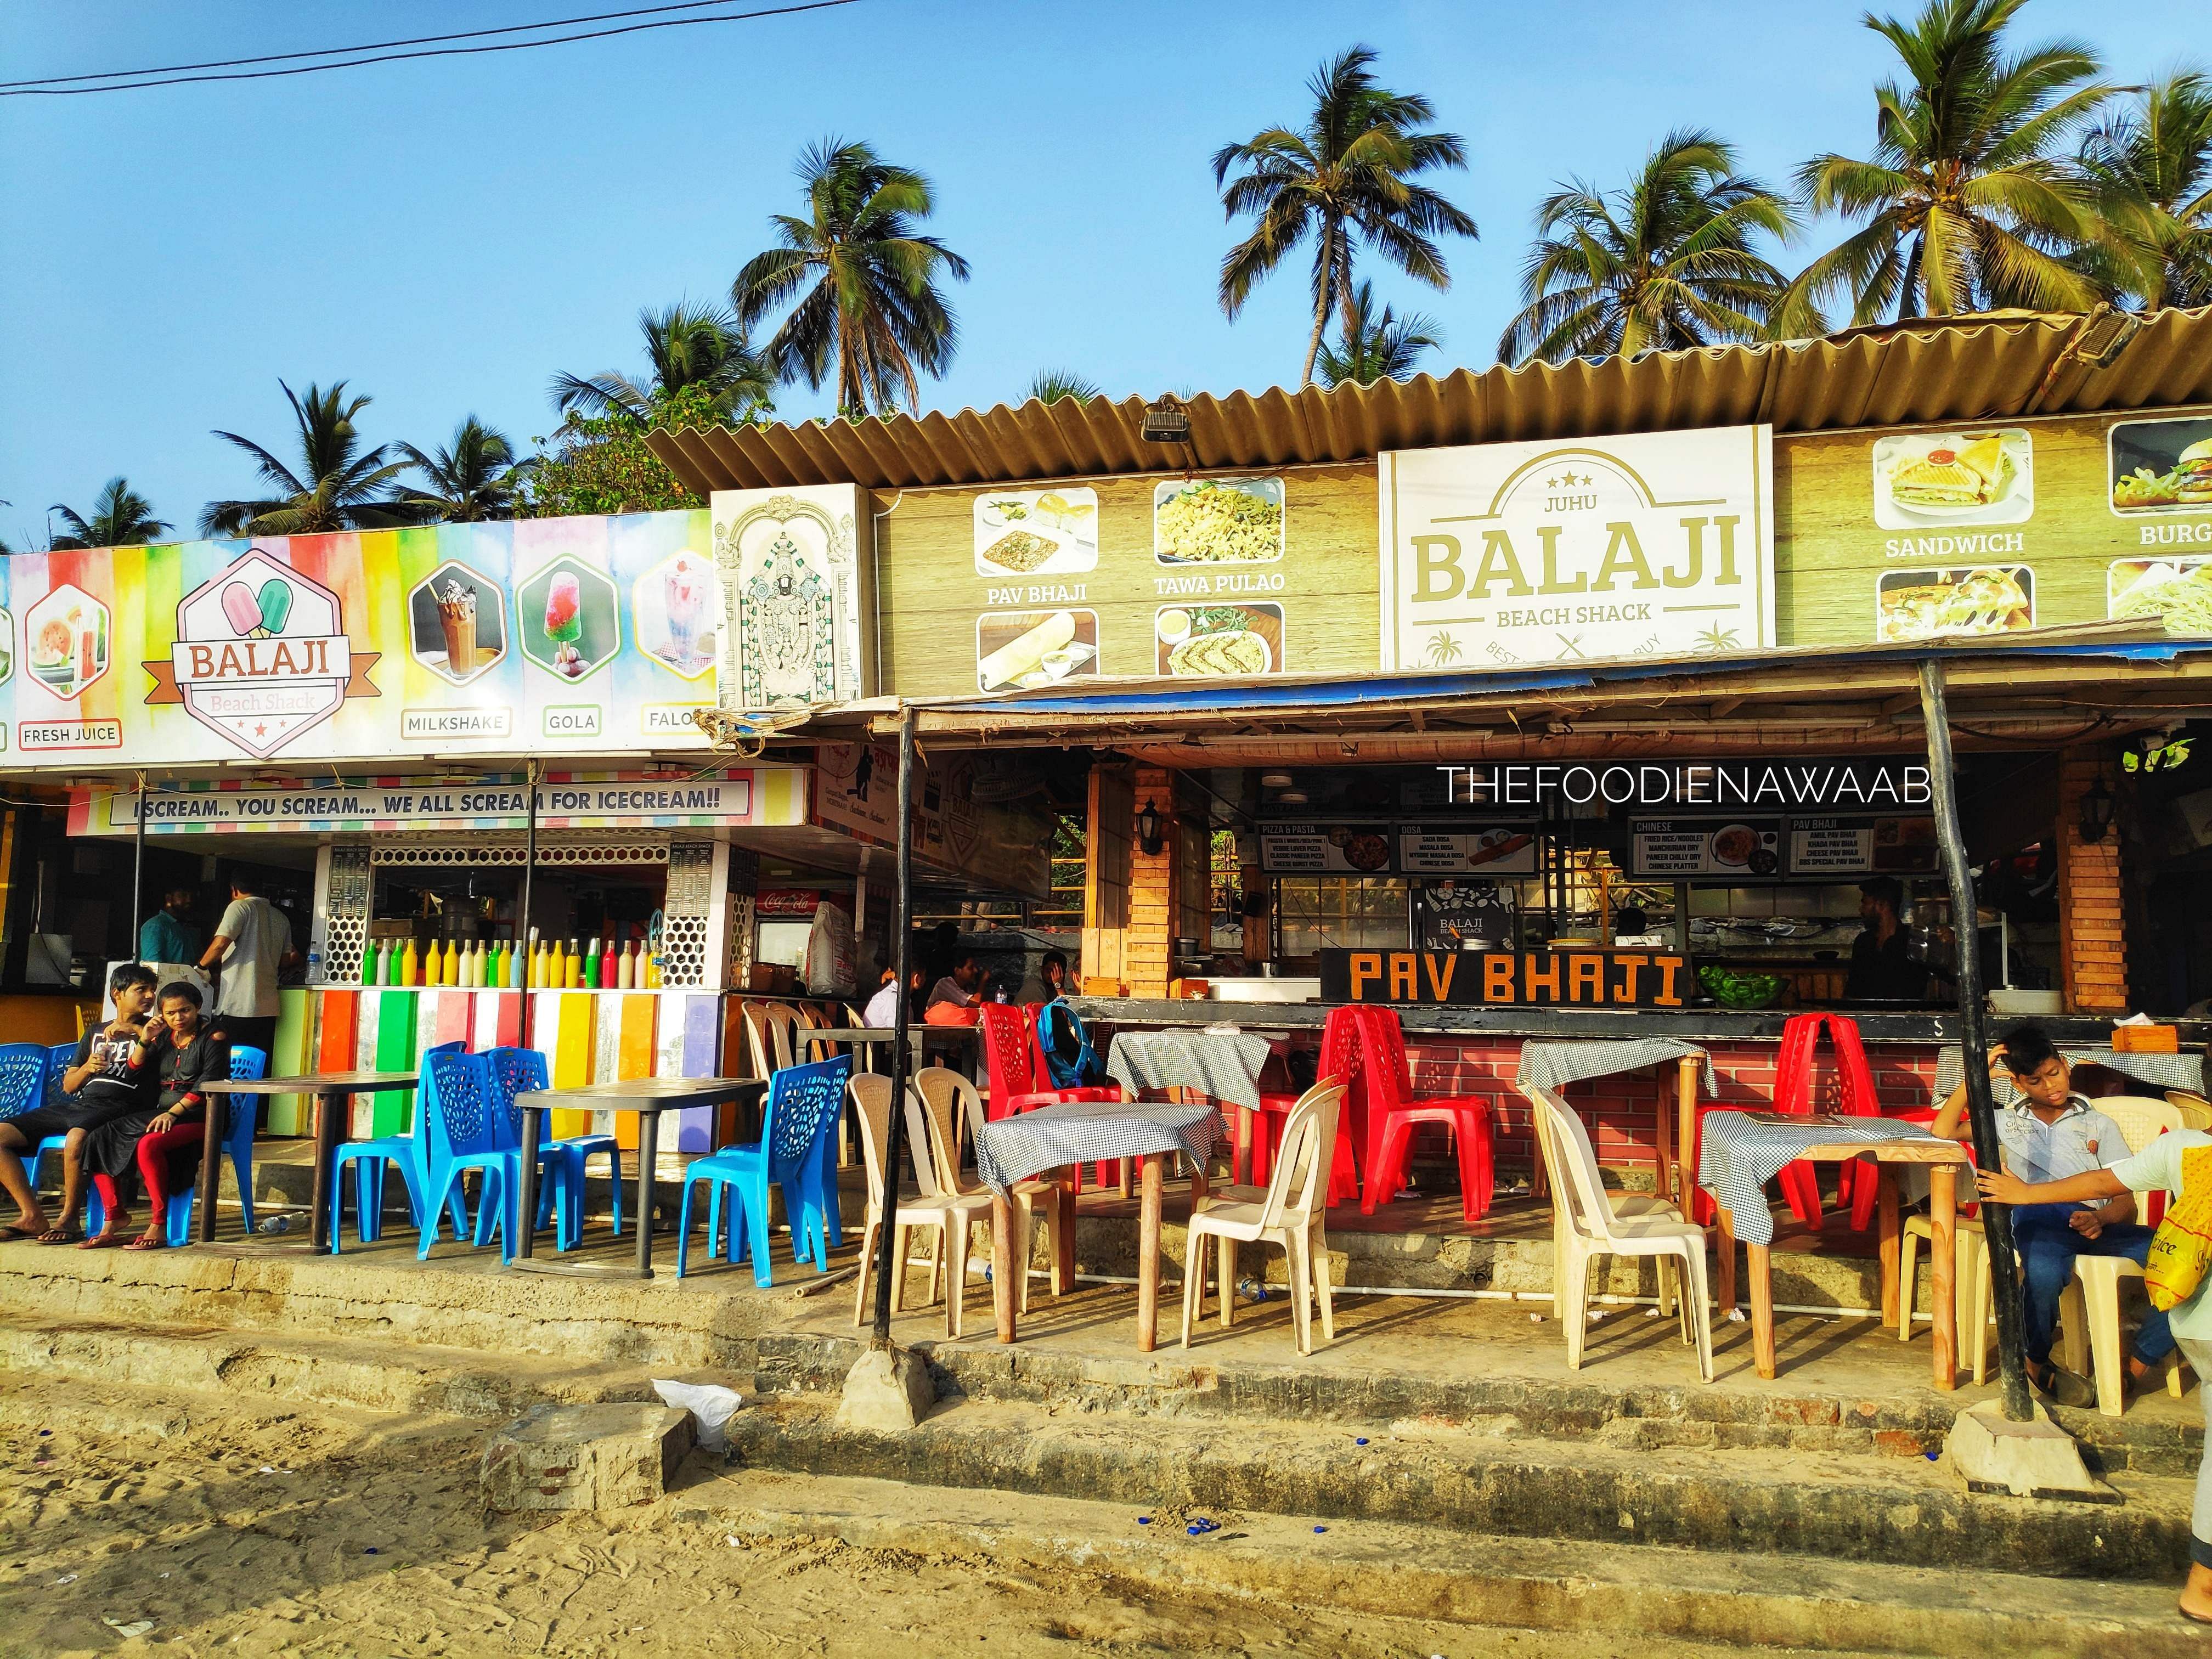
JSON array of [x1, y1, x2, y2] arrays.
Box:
[[79, 981, 227, 1252]]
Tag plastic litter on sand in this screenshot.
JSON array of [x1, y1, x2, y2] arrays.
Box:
[[1137, 1516, 1152, 1525], [1353, 1437, 1368, 1446], [1727, 1307, 1748, 1323], [1313, 1525, 1328, 1533], [101, 1621, 155, 1639]]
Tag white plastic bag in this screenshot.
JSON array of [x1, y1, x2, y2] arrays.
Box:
[[652, 1379, 744, 1452]]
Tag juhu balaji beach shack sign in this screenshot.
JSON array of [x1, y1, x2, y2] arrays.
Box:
[[1379, 425, 1776, 669]]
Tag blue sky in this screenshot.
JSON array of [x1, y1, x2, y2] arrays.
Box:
[[1, 0, 2202, 546]]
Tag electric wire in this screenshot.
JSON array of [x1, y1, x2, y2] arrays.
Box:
[[0, 0, 856, 98]]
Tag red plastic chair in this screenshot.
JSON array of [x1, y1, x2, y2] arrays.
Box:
[[1772, 1012, 1883, 1229], [1251, 1006, 1362, 1205], [1356, 1007, 1496, 1225], [977, 1001, 1122, 1189]]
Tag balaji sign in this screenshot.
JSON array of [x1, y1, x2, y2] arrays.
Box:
[[1379, 424, 1775, 668], [145, 551, 379, 758], [1319, 947, 1692, 1008]]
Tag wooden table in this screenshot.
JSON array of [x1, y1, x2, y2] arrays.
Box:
[[1711, 1138, 1971, 1388], [200, 1071, 420, 1252], [510, 1077, 765, 1279]]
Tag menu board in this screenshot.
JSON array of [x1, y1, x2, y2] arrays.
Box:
[[1397, 823, 1539, 875], [1258, 823, 1395, 874], [1629, 817, 1783, 879], [1787, 816, 1940, 876]]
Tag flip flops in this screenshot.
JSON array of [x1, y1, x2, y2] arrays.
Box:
[[0, 1223, 42, 1242], [121, 1235, 166, 1253], [35, 1228, 84, 1246], [77, 1232, 126, 1250]]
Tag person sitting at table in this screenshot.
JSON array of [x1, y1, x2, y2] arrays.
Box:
[[927, 952, 981, 1012], [1977, 1123, 2212, 1623], [1933, 1020, 2172, 1407], [1845, 877, 1930, 1001], [0, 963, 163, 1245], [862, 966, 902, 1029], [77, 981, 228, 1252]]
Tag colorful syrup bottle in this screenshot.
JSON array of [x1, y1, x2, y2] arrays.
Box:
[[567, 940, 584, 989], [583, 938, 602, 990], [616, 939, 635, 990], [401, 937, 420, 987], [507, 938, 523, 989], [373, 940, 391, 986], [548, 939, 566, 989], [599, 938, 617, 988]]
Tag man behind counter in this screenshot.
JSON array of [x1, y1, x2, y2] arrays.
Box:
[[1846, 876, 1931, 1002]]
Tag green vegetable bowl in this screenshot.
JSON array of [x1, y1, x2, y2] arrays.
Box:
[[1698, 966, 1785, 1009]]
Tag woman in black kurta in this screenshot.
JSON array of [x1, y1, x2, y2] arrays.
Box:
[[80, 987, 227, 1251]]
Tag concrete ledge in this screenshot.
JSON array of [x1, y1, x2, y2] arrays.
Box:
[[483, 1403, 693, 1511]]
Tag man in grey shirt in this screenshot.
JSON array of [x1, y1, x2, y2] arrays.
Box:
[[199, 873, 295, 1063]]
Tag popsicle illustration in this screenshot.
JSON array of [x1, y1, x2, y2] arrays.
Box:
[[544, 569, 584, 675], [255, 578, 292, 637], [220, 581, 261, 636]]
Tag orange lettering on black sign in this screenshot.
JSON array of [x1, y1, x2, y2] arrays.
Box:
[[1522, 953, 1562, 1001], [1484, 954, 1516, 1002], [1567, 955, 1604, 1003], [1654, 956, 1684, 1007], [1389, 953, 1417, 1001], [1350, 953, 1382, 999], [1611, 953, 1648, 1003]]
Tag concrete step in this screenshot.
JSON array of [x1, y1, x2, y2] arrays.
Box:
[[677, 1466, 2210, 1659], [0, 1311, 653, 1420], [723, 1390, 2197, 1583]]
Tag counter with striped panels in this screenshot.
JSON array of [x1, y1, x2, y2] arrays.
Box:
[[306, 986, 733, 1151]]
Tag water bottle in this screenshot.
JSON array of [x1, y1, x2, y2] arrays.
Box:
[[306, 950, 323, 986], [1238, 1276, 1269, 1305], [257, 1215, 292, 1235]]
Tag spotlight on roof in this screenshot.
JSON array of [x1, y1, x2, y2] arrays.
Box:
[[1141, 394, 1192, 444]]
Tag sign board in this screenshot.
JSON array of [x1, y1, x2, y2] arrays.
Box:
[[1438, 759, 1933, 811], [67, 768, 808, 836], [1380, 424, 1775, 669], [1629, 818, 1784, 879], [1396, 824, 1538, 875], [0, 514, 720, 769], [709, 484, 876, 710], [1258, 823, 1395, 874], [1319, 947, 1692, 1008], [1786, 815, 1940, 876], [1261, 822, 1538, 876]]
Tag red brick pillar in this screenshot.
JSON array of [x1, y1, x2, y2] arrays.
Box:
[[2057, 751, 2126, 1013]]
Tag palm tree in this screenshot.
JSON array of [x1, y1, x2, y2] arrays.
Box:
[[50, 477, 171, 548], [2076, 72, 2212, 310], [1024, 369, 1102, 405], [1498, 131, 1797, 365], [1313, 280, 1441, 385], [733, 138, 971, 417], [200, 380, 417, 537], [1213, 45, 1477, 388], [549, 302, 772, 423], [395, 417, 528, 523], [1778, 0, 2115, 331]]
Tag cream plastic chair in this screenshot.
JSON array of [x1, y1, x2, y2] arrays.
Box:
[[742, 1001, 805, 1077], [914, 1065, 1069, 1313], [2165, 1090, 2211, 1131], [1529, 1085, 1713, 1382], [1181, 1082, 1346, 1355], [1525, 1090, 1683, 1300], [849, 1072, 994, 1339], [2057, 1096, 2188, 1416]]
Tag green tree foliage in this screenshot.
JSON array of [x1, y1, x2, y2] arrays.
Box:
[[1024, 369, 1104, 405], [1779, 0, 2114, 330], [515, 383, 739, 520], [200, 380, 417, 537], [550, 302, 774, 423], [1499, 131, 1796, 365], [1314, 279, 1441, 385], [50, 477, 171, 548], [395, 417, 529, 523], [1214, 45, 1477, 388], [2076, 72, 2212, 309], [734, 138, 970, 417]]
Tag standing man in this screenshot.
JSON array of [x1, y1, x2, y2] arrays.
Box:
[[199, 873, 295, 1060], [1936, 1023, 2173, 1407], [1979, 1119, 2212, 1623], [138, 887, 202, 967], [1844, 875, 1929, 1001]]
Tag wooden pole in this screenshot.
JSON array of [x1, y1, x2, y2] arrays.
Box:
[[1917, 658, 2032, 1421], [520, 758, 538, 1051], [131, 770, 148, 964], [871, 706, 917, 1347]]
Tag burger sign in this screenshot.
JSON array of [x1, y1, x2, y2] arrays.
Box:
[[144, 550, 379, 758]]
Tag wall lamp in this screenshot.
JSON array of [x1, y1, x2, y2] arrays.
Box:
[[1137, 798, 1165, 855], [1140, 394, 1191, 445], [2077, 772, 2115, 844]]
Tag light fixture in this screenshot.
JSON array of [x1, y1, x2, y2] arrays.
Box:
[[1136, 799, 1165, 854], [2078, 772, 2116, 844], [1140, 394, 1191, 444], [1276, 789, 1309, 805], [1260, 772, 1294, 789]]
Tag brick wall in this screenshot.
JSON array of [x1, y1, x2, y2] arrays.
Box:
[[2057, 750, 2127, 1013], [1125, 766, 1177, 1000]]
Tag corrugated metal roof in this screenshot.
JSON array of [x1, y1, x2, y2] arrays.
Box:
[[651, 306, 2212, 494]]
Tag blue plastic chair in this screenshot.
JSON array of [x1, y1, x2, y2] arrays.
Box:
[[485, 1047, 622, 1238], [675, 1054, 849, 1285], [416, 1052, 578, 1261], [25, 1042, 80, 1189], [82, 1041, 268, 1245], [329, 1039, 463, 1252]]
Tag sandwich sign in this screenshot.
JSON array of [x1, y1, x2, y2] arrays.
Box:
[[1379, 424, 1776, 669]]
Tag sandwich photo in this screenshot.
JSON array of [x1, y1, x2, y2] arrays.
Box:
[[2109, 417, 2212, 515], [1872, 428, 2031, 527]]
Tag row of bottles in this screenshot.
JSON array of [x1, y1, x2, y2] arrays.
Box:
[[364, 934, 662, 990]]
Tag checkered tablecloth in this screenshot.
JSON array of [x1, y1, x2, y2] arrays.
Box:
[[1105, 1029, 1274, 1114], [974, 1098, 1222, 1195], [1696, 1110, 1949, 1245], [1934, 1045, 2204, 1105], [1515, 1038, 1718, 1097]]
